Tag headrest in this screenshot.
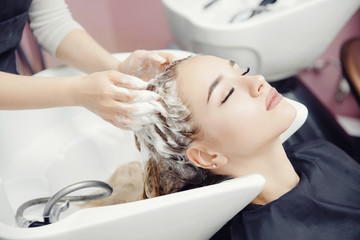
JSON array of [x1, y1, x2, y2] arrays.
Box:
[[280, 97, 308, 142]]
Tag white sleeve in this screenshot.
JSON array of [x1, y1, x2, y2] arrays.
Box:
[[28, 0, 84, 56]]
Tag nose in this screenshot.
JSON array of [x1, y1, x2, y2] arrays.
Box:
[[244, 75, 266, 97]]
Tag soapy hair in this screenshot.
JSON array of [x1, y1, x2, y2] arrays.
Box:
[[134, 56, 219, 198]]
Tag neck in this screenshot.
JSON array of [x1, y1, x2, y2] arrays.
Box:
[[226, 138, 299, 205]]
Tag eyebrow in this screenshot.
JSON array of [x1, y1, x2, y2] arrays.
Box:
[[207, 60, 235, 103], [207, 74, 223, 103]]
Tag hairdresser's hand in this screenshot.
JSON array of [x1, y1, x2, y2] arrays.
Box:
[[76, 70, 160, 130], [119, 50, 175, 81]]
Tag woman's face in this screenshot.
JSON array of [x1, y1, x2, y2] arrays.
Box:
[[176, 55, 296, 158]]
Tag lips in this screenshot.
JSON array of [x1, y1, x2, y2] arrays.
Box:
[[266, 87, 283, 111]]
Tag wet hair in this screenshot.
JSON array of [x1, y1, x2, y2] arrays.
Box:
[[134, 56, 221, 198]]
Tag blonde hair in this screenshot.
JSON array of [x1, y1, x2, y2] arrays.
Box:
[[134, 56, 219, 198]]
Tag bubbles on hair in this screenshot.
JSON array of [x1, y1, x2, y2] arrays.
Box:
[[135, 57, 194, 160], [134, 55, 214, 198]]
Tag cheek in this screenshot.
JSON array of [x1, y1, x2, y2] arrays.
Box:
[[203, 99, 264, 153], [227, 110, 264, 150], [202, 99, 296, 156]]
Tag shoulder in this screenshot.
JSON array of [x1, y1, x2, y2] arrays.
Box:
[[285, 139, 360, 182], [286, 139, 346, 157], [286, 139, 360, 207], [285, 139, 357, 168]]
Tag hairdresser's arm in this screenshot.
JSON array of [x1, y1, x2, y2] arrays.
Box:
[[29, 0, 116, 74], [30, 0, 174, 79], [56, 29, 174, 79], [0, 72, 79, 109], [0, 70, 156, 129], [55, 29, 120, 74]]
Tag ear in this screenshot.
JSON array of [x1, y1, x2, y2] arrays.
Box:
[[186, 145, 228, 169]]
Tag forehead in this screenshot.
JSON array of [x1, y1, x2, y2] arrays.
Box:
[[174, 55, 231, 144], [177, 55, 228, 82], [176, 55, 229, 101]]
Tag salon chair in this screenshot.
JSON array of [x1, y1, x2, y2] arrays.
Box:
[[341, 37, 360, 107]]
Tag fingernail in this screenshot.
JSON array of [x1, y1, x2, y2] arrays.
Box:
[[151, 53, 167, 64], [127, 75, 148, 89], [111, 85, 129, 94]]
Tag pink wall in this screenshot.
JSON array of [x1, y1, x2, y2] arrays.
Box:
[[69, 0, 173, 52], [297, 8, 360, 118], [20, 1, 360, 118], [42, 0, 174, 68]]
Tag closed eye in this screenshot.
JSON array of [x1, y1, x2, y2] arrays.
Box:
[[221, 87, 234, 104]]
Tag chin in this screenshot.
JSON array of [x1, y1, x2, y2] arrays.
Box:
[[276, 99, 297, 133]]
